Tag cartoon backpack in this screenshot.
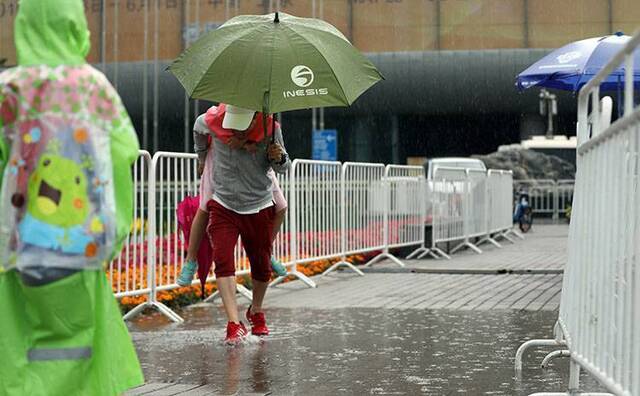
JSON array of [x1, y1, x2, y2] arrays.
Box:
[[0, 71, 116, 271]]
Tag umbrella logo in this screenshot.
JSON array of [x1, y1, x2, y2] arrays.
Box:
[[291, 65, 315, 88], [556, 51, 582, 64]]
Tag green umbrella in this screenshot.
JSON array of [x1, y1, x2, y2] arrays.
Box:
[[168, 12, 383, 116]]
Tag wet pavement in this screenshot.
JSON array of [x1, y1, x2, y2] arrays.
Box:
[[127, 226, 605, 395], [129, 305, 604, 395]]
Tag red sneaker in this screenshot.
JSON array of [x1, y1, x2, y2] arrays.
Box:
[[246, 306, 269, 336], [224, 322, 248, 345]]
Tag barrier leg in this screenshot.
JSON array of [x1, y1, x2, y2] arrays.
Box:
[[287, 268, 317, 288], [515, 339, 566, 371], [498, 230, 517, 244], [541, 350, 570, 368], [236, 283, 254, 302], [407, 246, 429, 259], [568, 359, 580, 392], [204, 283, 253, 303], [322, 257, 365, 277], [364, 250, 405, 268], [203, 289, 220, 303], [270, 265, 317, 289], [417, 249, 441, 260], [451, 240, 483, 255], [505, 227, 525, 240], [530, 393, 614, 395], [424, 247, 451, 260], [478, 233, 503, 248], [123, 300, 184, 323], [529, 355, 613, 396]]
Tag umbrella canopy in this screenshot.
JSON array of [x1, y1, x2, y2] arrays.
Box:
[[516, 32, 640, 92], [168, 12, 383, 115]]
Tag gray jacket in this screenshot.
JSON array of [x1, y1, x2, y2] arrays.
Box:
[[193, 113, 290, 213]]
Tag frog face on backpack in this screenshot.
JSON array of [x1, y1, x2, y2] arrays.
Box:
[[27, 154, 89, 227]]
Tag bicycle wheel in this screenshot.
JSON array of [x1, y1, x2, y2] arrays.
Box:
[[519, 208, 533, 233]]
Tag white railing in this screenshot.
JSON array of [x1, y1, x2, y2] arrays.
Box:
[[556, 179, 575, 220], [478, 169, 514, 248], [513, 179, 575, 222], [109, 150, 152, 300], [451, 168, 487, 254], [366, 165, 426, 268], [323, 162, 385, 276], [486, 170, 517, 244], [424, 166, 467, 259], [154, 152, 200, 294], [517, 29, 640, 396], [270, 159, 342, 288], [112, 153, 517, 323], [386, 165, 427, 251]]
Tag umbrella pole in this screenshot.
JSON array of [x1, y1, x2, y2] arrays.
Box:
[[261, 104, 277, 144], [262, 108, 268, 142], [272, 113, 276, 143]]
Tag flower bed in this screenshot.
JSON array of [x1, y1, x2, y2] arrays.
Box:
[[110, 216, 422, 314], [115, 251, 379, 314]]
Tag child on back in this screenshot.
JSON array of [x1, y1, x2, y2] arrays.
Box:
[[177, 109, 288, 287]]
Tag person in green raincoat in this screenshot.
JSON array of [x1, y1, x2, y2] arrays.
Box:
[[0, 0, 144, 394]]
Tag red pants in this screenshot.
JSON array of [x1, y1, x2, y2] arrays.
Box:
[[206, 200, 275, 282]]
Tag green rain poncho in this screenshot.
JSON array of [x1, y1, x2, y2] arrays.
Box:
[[0, 0, 144, 394]]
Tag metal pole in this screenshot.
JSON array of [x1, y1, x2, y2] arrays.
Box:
[[143, 0, 149, 150], [553, 181, 559, 223], [311, 0, 317, 135], [290, 162, 298, 273], [568, 359, 581, 391], [147, 155, 157, 305], [183, 0, 191, 153], [153, 0, 159, 153], [316, 1, 326, 130], [194, 0, 200, 128]]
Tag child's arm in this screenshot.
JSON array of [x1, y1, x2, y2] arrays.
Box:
[[193, 114, 210, 164], [268, 125, 291, 174]]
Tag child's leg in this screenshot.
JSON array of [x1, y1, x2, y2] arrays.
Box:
[[269, 207, 288, 277], [271, 207, 286, 243], [177, 208, 210, 286], [186, 208, 209, 262], [268, 171, 288, 276]]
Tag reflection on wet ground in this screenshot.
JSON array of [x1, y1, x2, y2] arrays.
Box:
[[129, 305, 604, 395]]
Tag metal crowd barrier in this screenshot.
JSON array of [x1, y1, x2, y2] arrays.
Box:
[[516, 29, 640, 396], [366, 165, 426, 268], [112, 153, 516, 322], [451, 168, 487, 254], [109, 150, 152, 300], [424, 166, 467, 259], [513, 179, 575, 222], [323, 162, 385, 276], [484, 169, 518, 245], [270, 159, 342, 288]]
